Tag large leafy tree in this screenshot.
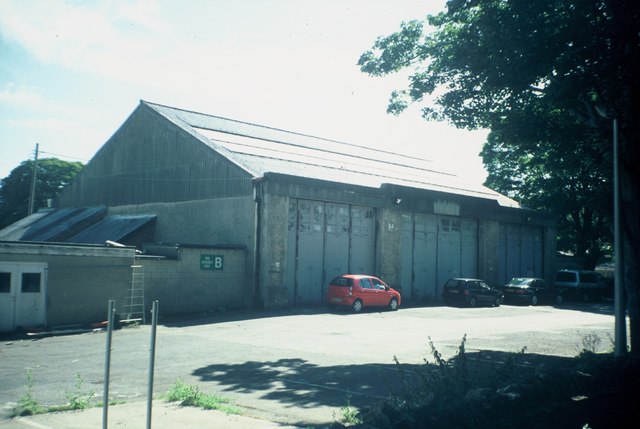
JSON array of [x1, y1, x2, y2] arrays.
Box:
[[359, 0, 640, 354], [481, 101, 613, 269], [0, 158, 83, 228]]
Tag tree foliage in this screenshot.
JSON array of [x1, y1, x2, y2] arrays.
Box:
[[359, 0, 640, 354], [0, 158, 84, 229]]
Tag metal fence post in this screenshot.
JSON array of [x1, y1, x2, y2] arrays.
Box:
[[103, 300, 115, 429], [146, 300, 159, 429]]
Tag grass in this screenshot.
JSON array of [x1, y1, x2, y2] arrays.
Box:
[[164, 380, 241, 415]]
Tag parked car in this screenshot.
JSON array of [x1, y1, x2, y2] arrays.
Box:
[[442, 278, 503, 307], [553, 269, 606, 301], [326, 274, 401, 313], [502, 277, 563, 306]]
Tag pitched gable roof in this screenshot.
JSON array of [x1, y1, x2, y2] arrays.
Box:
[[144, 101, 519, 208]]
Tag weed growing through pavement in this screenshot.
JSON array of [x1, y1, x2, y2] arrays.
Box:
[[577, 331, 602, 357], [12, 369, 45, 417], [164, 380, 241, 414], [13, 371, 101, 417], [340, 392, 362, 425], [49, 373, 95, 412]]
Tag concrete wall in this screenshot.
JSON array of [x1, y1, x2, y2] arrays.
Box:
[[478, 220, 500, 286], [137, 246, 246, 317], [108, 197, 256, 305], [376, 208, 403, 290], [257, 193, 289, 308], [0, 242, 135, 328]]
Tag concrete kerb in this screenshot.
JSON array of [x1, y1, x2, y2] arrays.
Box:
[[0, 399, 300, 429]]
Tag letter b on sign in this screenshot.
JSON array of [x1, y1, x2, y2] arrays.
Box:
[[200, 254, 224, 271]]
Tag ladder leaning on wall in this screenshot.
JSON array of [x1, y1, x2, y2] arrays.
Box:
[[121, 264, 145, 324]]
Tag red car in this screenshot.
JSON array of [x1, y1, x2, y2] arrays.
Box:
[[326, 274, 401, 313]]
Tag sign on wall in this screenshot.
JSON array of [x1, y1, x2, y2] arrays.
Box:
[[200, 254, 224, 271]]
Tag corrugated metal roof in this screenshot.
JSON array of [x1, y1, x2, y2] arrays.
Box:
[[20, 206, 107, 242], [68, 215, 156, 244], [0, 207, 154, 246], [144, 101, 520, 208]]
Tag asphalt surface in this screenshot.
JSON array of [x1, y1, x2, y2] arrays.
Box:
[[0, 302, 619, 428]]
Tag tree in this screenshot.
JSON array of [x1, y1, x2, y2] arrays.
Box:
[[481, 101, 613, 269], [0, 158, 84, 228], [358, 0, 640, 354]]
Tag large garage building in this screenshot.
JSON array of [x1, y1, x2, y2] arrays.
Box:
[[58, 100, 555, 309]]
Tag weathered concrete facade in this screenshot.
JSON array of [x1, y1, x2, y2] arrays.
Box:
[[137, 245, 247, 315], [52, 101, 556, 311]]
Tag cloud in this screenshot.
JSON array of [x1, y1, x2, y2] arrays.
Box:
[[0, 84, 47, 109]]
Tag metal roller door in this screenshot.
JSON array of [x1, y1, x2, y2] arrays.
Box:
[[413, 213, 438, 300], [349, 206, 375, 275], [401, 214, 478, 301], [498, 223, 544, 284], [324, 203, 350, 285], [437, 217, 462, 287], [286, 199, 376, 305], [294, 200, 325, 304]]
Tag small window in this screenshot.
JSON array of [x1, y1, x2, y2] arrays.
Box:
[[331, 277, 353, 287], [21, 273, 41, 293], [372, 279, 386, 290], [0, 272, 10, 293], [444, 279, 460, 289], [359, 278, 373, 289], [468, 281, 480, 290]]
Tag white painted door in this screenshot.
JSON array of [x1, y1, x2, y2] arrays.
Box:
[[16, 266, 47, 328], [0, 262, 47, 331], [0, 264, 17, 332]]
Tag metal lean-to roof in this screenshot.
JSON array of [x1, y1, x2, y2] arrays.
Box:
[[0, 206, 155, 245], [68, 215, 156, 245], [144, 101, 520, 208]]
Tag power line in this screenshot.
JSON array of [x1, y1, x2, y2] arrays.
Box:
[[38, 150, 88, 162]]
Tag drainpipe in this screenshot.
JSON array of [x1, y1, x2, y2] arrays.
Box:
[[252, 178, 263, 309]]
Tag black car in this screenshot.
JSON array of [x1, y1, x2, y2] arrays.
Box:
[[502, 277, 563, 306], [442, 278, 503, 307]]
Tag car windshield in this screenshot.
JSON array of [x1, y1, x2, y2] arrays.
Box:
[[507, 278, 531, 287]]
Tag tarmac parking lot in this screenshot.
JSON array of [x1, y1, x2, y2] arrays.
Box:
[[0, 302, 619, 427]]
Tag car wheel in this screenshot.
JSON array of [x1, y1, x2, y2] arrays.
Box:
[[469, 297, 477, 307], [530, 295, 538, 306], [389, 298, 398, 311], [352, 299, 363, 313], [494, 297, 501, 307], [555, 295, 563, 305]]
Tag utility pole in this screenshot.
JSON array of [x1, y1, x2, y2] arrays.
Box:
[[28, 143, 39, 216], [612, 118, 626, 357]]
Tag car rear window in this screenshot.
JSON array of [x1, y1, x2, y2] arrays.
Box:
[[555, 272, 577, 282], [444, 279, 462, 289], [330, 277, 353, 287], [580, 272, 599, 283]]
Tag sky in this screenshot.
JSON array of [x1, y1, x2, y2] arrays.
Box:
[[0, 0, 489, 184]]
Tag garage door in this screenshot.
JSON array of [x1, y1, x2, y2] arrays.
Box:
[[401, 214, 478, 301], [498, 223, 544, 284], [287, 199, 376, 305], [0, 262, 47, 332]]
